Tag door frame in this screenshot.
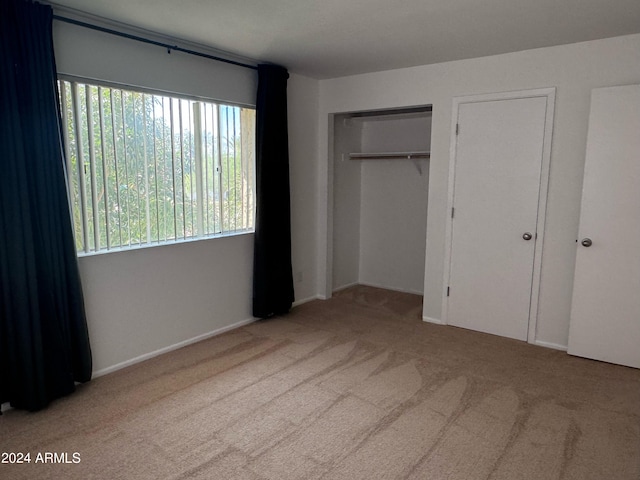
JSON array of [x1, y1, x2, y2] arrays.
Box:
[[441, 88, 556, 344]]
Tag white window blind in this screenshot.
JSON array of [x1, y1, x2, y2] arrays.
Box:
[[58, 79, 256, 254]]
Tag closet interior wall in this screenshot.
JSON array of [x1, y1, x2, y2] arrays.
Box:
[[332, 109, 432, 295]]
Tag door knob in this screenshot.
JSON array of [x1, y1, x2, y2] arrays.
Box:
[[522, 232, 533, 241], [581, 238, 592, 247]]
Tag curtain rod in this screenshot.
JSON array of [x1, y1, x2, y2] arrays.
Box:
[[52, 15, 258, 71]]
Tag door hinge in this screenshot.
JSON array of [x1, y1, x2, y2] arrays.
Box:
[[455, 123, 460, 135], [451, 207, 455, 219], [447, 286, 450, 297]]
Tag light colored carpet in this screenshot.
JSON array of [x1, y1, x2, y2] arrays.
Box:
[[1, 285, 639, 479]]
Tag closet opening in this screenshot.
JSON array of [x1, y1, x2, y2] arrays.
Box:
[[328, 105, 432, 297]]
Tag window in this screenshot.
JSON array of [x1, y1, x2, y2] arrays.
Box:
[[58, 78, 256, 254]]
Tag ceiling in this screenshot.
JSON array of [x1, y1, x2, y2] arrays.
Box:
[[50, 0, 640, 79]]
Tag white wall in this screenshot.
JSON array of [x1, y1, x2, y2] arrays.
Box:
[[288, 74, 321, 304], [331, 116, 363, 290], [358, 115, 431, 294], [358, 158, 429, 294], [360, 115, 431, 154], [318, 33, 640, 348], [52, 13, 321, 373], [78, 236, 254, 374]]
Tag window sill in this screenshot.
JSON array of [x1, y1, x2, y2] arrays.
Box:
[[76, 230, 255, 258]]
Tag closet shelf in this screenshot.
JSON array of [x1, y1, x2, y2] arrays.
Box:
[[348, 151, 430, 161]]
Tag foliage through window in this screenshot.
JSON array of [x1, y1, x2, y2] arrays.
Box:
[[58, 79, 256, 254]]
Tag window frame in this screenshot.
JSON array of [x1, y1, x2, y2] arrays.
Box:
[[58, 75, 257, 257]]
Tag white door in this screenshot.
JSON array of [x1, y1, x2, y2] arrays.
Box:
[[568, 85, 640, 368], [446, 93, 552, 341]]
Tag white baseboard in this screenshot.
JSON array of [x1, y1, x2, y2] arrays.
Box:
[[532, 340, 568, 351], [358, 281, 424, 296], [92, 316, 257, 378], [292, 295, 323, 307], [4, 319, 245, 410], [332, 282, 359, 294], [423, 315, 445, 325]]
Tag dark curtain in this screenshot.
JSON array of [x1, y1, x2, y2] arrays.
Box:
[[252, 64, 294, 318], [0, 0, 92, 411]]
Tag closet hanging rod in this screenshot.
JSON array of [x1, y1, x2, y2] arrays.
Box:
[[52, 15, 258, 71], [349, 151, 430, 161]]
